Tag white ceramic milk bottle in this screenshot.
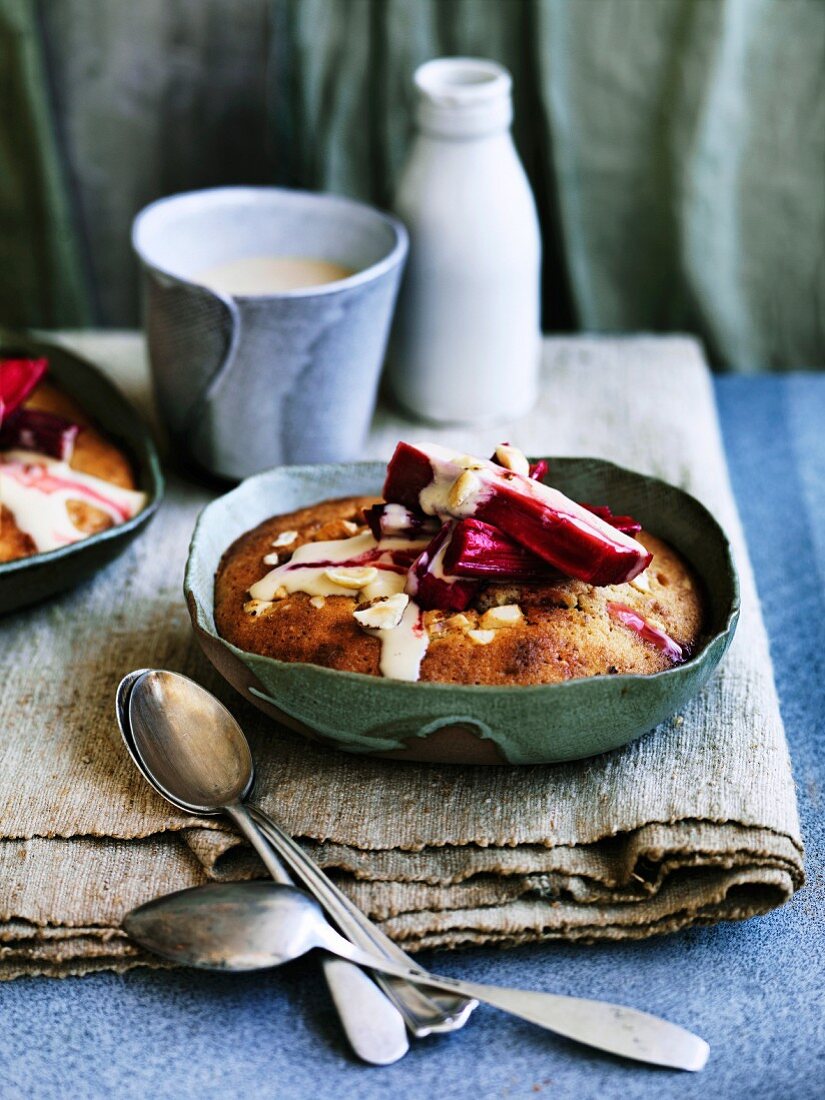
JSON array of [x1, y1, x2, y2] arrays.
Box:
[[390, 57, 541, 424]]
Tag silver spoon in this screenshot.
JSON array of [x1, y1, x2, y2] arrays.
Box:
[[117, 669, 474, 1037], [116, 669, 408, 1065], [125, 881, 710, 1073]]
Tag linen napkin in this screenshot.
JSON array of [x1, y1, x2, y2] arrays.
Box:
[[0, 333, 803, 978]]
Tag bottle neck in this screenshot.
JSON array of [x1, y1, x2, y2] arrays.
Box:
[[414, 57, 513, 140]]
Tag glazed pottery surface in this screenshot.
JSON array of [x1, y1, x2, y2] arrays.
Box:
[[185, 458, 739, 765], [0, 330, 164, 615], [133, 187, 408, 480]]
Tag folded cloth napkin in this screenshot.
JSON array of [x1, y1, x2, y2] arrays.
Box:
[[0, 334, 804, 978]]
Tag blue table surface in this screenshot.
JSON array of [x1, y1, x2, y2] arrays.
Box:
[[1, 375, 823, 1100]]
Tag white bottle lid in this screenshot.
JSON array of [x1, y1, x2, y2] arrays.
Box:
[[414, 57, 513, 138]]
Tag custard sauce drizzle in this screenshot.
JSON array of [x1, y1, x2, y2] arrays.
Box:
[[249, 529, 432, 681], [0, 449, 147, 553]]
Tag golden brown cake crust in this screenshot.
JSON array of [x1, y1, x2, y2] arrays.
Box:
[[215, 495, 706, 685], [0, 381, 138, 561]]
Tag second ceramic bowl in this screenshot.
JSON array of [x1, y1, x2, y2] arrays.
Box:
[[184, 458, 739, 765], [0, 330, 164, 615]]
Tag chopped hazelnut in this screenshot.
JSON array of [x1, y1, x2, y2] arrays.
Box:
[[353, 592, 409, 630], [448, 470, 482, 510], [323, 565, 378, 590], [272, 531, 298, 548], [494, 443, 530, 477], [480, 604, 524, 629], [243, 599, 274, 618]]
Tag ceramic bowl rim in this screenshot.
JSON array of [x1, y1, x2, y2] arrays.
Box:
[[185, 456, 741, 697], [0, 332, 165, 581], [131, 185, 409, 302]]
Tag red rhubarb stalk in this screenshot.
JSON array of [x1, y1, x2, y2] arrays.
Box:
[[384, 442, 652, 586], [0, 408, 80, 461], [580, 504, 642, 536], [606, 602, 685, 663], [490, 450, 639, 529], [0, 357, 48, 417], [443, 518, 560, 582], [405, 523, 477, 612]]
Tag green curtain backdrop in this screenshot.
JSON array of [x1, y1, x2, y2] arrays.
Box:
[[1, 0, 823, 369], [0, 0, 91, 328]]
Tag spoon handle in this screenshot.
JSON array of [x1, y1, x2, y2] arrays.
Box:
[[322, 933, 709, 1073], [225, 805, 408, 1065], [249, 805, 476, 1037]]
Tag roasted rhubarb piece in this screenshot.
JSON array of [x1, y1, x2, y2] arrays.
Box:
[[607, 602, 686, 663], [384, 442, 652, 586], [384, 442, 434, 510], [580, 504, 642, 536], [364, 502, 440, 542], [490, 449, 639, 530], [404, 523, 477, 611], [443, 518, 559, 582], [0, 357, 48, 417], [0, 408, 80, 461]]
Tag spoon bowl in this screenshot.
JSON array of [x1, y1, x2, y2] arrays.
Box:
[[125, 882, 320, 970], [127, 669, 254, 814]]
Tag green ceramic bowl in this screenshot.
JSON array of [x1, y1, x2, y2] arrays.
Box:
[[0, 330, 164, 614], [185, 458, 739, 765]]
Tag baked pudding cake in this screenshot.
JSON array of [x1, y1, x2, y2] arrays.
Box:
[[0, 355, 146, 563], [215, 442, 704, 685]]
